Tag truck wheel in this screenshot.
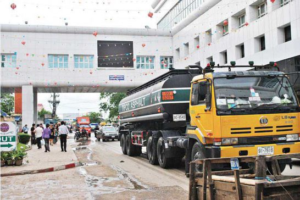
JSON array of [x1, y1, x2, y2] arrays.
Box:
[[126, 134, 136, 156], [157, 137, 172, 168], [147, 136, 158, 165], [191, 142, 206, 172], [120, 134, 127, 155]]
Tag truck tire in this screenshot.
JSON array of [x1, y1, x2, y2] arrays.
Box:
[[191, 142, 206, 172], [120, 134, 127, 155], [157, 137, 173, 168], [147, 136, 158, 165], [126, 134, 136, 156]]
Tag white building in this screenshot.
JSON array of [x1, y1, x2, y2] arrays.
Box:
[[1, 0, 300, 127]]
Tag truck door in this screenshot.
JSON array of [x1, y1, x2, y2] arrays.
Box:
[[190, 80, 213, 142]]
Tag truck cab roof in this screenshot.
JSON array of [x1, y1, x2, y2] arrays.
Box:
[[192, 71, 285, 82]]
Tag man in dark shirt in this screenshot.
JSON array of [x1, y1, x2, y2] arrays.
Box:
[[31, 124, 36, 145]]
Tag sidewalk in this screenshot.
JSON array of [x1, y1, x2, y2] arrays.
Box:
[[0, 137, 78, 175]]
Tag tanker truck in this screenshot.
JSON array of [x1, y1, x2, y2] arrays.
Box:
[[118, 63, 300, 174]]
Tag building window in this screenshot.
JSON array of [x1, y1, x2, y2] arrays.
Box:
[[48, 55, 68, 68], [236, 44, 245, 59], [260, 36, 266, 51], [223, 24, 229, 35], [160, 56, 173, 69], [207, 56, 213, 64], [284, 25, 291, 42], [1, 54, 16, 68], [206, 29, 212, 44], [238, 14, 246, 27], [258, 2, 267, 18], [194, 36, 200, 50], [220, 51, 228, 64], [74, 55, 94, 68], [136, 56, 155, 69], [281, 0, 290, 6], [184, 43, 189, 56]]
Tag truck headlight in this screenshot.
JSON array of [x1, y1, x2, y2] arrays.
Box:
[[286, 134, 298, 141], [222, 138, 238, 145]]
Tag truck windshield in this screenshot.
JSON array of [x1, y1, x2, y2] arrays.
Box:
[[214, 76, 298, 112], [103, 127, 116, 131]]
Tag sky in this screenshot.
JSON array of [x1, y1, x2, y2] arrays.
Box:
[[0, 0, 168, 118]]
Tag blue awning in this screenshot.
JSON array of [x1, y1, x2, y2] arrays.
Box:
[[14, 116, 21, 121]]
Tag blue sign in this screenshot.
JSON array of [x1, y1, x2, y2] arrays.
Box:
[[230, 158, 240, 170], [109, 75, 125, 81]]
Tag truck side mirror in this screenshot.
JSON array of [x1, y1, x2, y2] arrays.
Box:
[[205, 81, 212, 111]]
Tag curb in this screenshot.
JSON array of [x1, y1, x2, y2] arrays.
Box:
[[1, 162, 82, 177]]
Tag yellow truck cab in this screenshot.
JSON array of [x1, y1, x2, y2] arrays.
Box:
[[187, 67, 300, 171]]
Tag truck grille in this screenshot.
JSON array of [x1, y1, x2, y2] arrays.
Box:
[[276, 125, 293, 132], [254, 126, 273, 133], [231, 127, 251, 134], [231, 125, 293, 134]]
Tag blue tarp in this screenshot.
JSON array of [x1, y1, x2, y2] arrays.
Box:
[[0, 110, 8, 117], [14, 116, 21, 121]]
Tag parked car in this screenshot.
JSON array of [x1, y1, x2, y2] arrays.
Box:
[[95, 126, 118, 142]]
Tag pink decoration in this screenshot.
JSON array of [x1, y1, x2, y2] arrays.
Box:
[[270, 0, 275, 3], [93, 31, 98, 37], [41, 63, 44, 66], [148, 12, 153, 18], [245, 22, 249, 26], [196, 45, 200, 49], [21, 41, 26, 45], [142, 44, 146, 47], [11, 3, 17, 10], [223, 20, 228, 26], [90, 72, 93, 74]]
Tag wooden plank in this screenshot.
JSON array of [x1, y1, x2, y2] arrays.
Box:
[[206, 161, 214, 200], [189, 162, 197, 200], [214, 181, 255, 196], [195, 169, 251, 178], [193, 157, 255, 165], [255, 183, 263, 200], [263, 177, 300, 188], [266, 153, 300, 161], [234, 170, 242, 200], [267, 175, 300, 180], [211, 175, 266, 186], [202, 160, 207, 200], [255, 156, 266, 180]]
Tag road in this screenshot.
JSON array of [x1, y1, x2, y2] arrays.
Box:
[[2, 132, 300, 199]]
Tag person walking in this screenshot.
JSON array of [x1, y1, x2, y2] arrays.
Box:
[[30, 124, 36, 145], [42, 124, 51, 152], [49, 124, 55, 146], [59, 121, 69, 152], [35, 124, 43, 149], [22, 124, 29, 134], [53, 124, 59, 144], [40, 123, 44, 130]]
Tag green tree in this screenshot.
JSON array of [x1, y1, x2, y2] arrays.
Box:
[[83, 112, 102, 123], [0, 93, 14, 115], [99, 92, 126, 120], [38, 108, 52, 120]]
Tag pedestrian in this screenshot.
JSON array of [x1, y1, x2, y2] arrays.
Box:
[[22, 124, 29, 134], [35, 124, 43, 149], [49, 124, 55, 145], [42, 124, 51, 152], [59, 121, 69, 152], [40, 123, 44, 130], [53, 124, 59, 144], [30, 124, 36, 145]]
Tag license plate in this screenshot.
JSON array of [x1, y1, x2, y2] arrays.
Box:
[[112, 136, 115, 138], [258, 146, 274, 155], [173, 114, 186, 122]]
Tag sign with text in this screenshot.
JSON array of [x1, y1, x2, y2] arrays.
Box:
[[109, 75, 125, 81], [0, 122, 17, 151]]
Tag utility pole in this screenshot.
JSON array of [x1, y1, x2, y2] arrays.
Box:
[[48, 93, 60, 119]]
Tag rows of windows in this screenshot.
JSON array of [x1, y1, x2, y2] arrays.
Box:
[[1, 54, 16, 68], [175, 0, 293, 61], [206, 25, 291, 64], [1, 54, 173, 70], [158, 0, 206, 30]]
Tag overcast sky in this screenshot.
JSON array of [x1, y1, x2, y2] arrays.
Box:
[[0, 0, 168, 118]]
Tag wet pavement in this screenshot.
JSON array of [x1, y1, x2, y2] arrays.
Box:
[[1, 132, 188, 199]]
